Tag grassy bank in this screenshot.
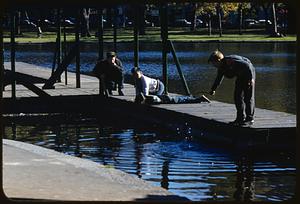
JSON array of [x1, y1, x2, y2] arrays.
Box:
[[3, 27, 296, 44]]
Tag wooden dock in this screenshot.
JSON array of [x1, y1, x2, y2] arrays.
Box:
[[2, 62, 296, 150]]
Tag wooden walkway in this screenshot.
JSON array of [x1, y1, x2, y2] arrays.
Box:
[[2, 62, 296, 150]]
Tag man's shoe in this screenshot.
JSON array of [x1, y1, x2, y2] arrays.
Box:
[[228, 119, 244, 126], [242, 118, 254, 126], [108, 89, 113, 95]]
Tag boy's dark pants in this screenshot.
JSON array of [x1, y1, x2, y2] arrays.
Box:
[[234, 79, 255, 121]]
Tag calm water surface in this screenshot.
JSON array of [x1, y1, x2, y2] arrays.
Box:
[[3, 114, 296, 201], [4, 41, 296, 113], [3, 42, 296, 201]]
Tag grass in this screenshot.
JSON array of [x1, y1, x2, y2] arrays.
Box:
[[3, 27, 296, 44]]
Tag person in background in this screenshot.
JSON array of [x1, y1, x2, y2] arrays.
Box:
[[131, 67, 164, 104], [93, 51, 124, 96], [208, 50, 255, 126]]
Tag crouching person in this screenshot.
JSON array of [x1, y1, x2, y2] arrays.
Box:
[[93, 51, 124, 96]]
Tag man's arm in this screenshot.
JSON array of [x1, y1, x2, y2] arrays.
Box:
[[113, 58, 124, 72], [210, 70, 224, 95]]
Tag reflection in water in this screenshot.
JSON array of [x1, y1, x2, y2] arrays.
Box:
[[234, 156, 255, 201], [133, 131, 143, 179], [161, 160, 170, 190], [3, 114, 295, 201]]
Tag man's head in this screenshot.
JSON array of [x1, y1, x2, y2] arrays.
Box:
[[208, 50, 224, 68], [106, 51, 117, 64], [131, 67, 142, 78]]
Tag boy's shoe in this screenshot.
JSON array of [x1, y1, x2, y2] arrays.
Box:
[[242, 118, 254, 126], [228, 119, 244, 126]]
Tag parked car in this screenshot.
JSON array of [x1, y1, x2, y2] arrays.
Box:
[[244, 18, 258, 28], [173, 19, 191, 27], [258, 19, 272, 25], [196, 19, 207, 28]]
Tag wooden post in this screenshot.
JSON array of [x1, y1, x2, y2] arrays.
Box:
[[113, 7, 117, 52], [98, 8, 104, 95], [10, 10, 16, 99], [0, 10, 4, 99], [75, 9, 81, 88], [63, 10, 68, 85], [98, 8, 104, 60], [0, 10, 3, 157], [133, 4, 139, 68], [160, 4, 168, 95], [57, 9, 62, 82]]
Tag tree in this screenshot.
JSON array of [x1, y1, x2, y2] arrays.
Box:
[[216, 3, 222, 37], [190, 2, 198, 31], [237, 3, 251, 35], [81, 8, 91, 37], [270, 3, 279, 36], [197, 3, 216, 36]]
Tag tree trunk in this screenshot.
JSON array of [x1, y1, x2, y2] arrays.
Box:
[[138, 4, 146, 35], [16, 11, 22, 35], [216, 3, 222, 37], [208, 13, 212, 36], [81, 8, 91, 37], [271, 3, 278, 35], [190, 3, 197, 31], [261, 3, 271, 34], [238, 4, 243, 35], [106, 7, 113, 28]]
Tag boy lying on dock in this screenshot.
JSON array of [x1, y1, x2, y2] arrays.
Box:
[[131, 67, 210, 104]]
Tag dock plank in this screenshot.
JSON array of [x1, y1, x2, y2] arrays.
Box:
[[3, 62, 296, 132]]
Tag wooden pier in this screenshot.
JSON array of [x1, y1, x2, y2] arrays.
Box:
[[2, 62, 296, 151]]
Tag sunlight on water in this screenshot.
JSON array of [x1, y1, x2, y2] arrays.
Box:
[[3, 114, 296, 201]]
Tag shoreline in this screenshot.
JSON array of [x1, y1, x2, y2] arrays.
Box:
[[3, 39, 297, 46]]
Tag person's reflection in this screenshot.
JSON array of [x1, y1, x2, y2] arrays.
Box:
[[161, 160, 170, 190], [54, 125, 62, 152], [133, 130, 143, 178], [234, 155, 255, 201], [96, 125, 108, 165], [12, 122, 17, 140], [74, 126, 82, 157]]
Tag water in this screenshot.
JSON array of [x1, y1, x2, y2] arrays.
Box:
[[3, 42, 296, 201], [4, 41, 296, 113], [3, 113, 296, 201]]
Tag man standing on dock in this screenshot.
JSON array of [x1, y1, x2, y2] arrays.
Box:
[[208, 50, 255, 126], [93, 52, 124, 96]]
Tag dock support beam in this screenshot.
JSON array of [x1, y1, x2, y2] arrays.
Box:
[[10, 10, 16, 99], [63, 10, 68, 85], [97, 8, 104, 60], [57, 9, 62, 82], [0, 10, 4, 99], [113, 8, 117, 52], [168, 40, 191, 96], [133, 4, 139, 68], [160, 4, 169, 95], [75, 9, 81, 88]]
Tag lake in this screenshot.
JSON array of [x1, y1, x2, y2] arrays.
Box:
[[3, 41, 296, 201], [3, 113, 296, 201], [4, 41, 296, 113]]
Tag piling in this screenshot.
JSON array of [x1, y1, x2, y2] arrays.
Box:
[[10, 10, 16, 99], [75, 9, 81, 88]]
